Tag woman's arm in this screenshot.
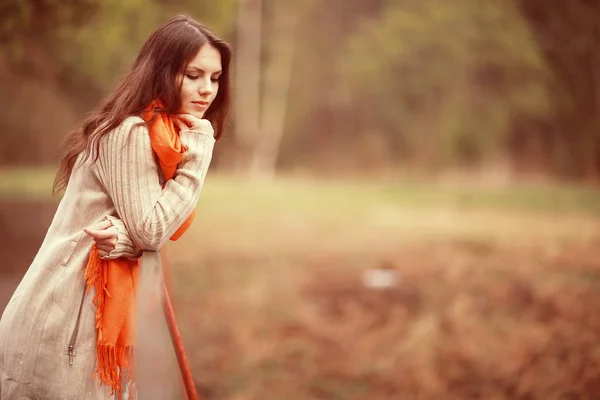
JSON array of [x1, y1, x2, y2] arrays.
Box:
[[104, 216, 142, 258], [94, 116, 214, 251], [83, 217, 142, 259]]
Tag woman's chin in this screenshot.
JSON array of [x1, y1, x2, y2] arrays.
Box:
[[180, 109, 205, 119]]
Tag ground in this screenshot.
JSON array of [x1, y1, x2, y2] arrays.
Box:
[[1, 172, 600, 399]]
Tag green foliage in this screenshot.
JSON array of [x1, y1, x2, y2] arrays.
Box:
[[57, 0, 237, 92], [1, 0, 599, 178], [0, 0, 238, 165], [0, 0, 237, 93], [338, 0, 553, 166], [0, 0, 99, 64], [57, 0, 163, 92]]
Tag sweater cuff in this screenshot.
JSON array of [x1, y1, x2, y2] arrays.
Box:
[[179, 130, 216, 147], [105, 216, 143, 259]]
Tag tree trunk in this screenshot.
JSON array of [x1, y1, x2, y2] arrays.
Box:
[[233, 0, 263, 173], [248, 3, 299, 178]]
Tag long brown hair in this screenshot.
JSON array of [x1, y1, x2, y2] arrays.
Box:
[[53, 14, 232, 193]]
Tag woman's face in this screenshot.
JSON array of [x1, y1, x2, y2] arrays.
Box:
[[179, 43, 222, 119]]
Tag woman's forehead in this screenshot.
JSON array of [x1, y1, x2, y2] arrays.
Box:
[[186, 44, 222, 73]]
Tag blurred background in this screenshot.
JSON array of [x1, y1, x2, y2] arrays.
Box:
[[1, 0, 600, 399]]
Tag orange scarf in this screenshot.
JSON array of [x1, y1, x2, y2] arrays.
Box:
[[84, 104, 195, 397]]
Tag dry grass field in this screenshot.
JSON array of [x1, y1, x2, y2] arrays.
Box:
[[2, 170, 600, 399]]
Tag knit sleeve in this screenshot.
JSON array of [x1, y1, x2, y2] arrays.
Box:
[[103, 215, 142, 259], [94, 116, 215, 251]]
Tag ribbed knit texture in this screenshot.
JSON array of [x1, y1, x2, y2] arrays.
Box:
[[105, 216, 141, 259], [95, 117, 215, 251]]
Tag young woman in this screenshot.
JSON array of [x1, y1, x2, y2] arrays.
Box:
[[0, 14, 231, 399]]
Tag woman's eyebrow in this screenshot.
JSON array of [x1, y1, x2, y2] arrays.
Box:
[[187, 65, 222, 75]]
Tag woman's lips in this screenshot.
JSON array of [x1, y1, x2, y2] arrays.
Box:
[[192, 101, 209, 110]]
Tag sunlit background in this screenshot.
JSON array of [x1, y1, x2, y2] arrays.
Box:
[[2, 0, 600, 399]]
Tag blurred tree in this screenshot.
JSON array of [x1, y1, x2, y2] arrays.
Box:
[[247, 0, 313, 177], [231, 0, 318, 177], [517, 0, 600, 179], [277, 0, 389, 173], [2, 0, 599, 181], [0, 0, 236, 166], [0, 0, 101, 165], [59, 0, 236, 101], [334, 0, 552, 171], [0, 0, 99, 67], [233, 0, 262, 172]]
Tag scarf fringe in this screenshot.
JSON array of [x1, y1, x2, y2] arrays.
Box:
[[84, 248, 106, 340], [84, 247, 135, 397], [95, 343, 135, 399]]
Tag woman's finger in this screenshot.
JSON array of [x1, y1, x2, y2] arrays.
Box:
[[84, 225, 117, 240], [95, 235, 117, 248], [176, 113, 196, 127], [94, 220, 113, 230], [83, 219, 113, 237], [83, 228, 96, 238], [176, 114, 214, 135], [85, 220, 112, 232], [96, 242, 113, 251], [173, 118, 188, 131]]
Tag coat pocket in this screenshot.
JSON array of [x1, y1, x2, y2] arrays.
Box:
[[60, 237, 81, 267]]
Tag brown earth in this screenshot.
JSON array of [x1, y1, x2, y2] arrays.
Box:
[[165, 238, 600, 400], [3, 198, 600, 399]]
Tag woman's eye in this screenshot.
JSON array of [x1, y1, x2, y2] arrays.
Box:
[[211, 77, 220, 83], [186, 74, 199, 80]]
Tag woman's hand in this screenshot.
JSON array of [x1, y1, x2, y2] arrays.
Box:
[[83, 219, 118, 258], [174, 114, 214, 137]]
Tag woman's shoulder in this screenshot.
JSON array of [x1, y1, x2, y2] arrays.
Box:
[[99, 116, 149, 151], [117, 115, 147, 132], [107, 116, 148, 137]]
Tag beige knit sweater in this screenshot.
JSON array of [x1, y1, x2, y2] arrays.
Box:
[[0, 116, 215, 400]]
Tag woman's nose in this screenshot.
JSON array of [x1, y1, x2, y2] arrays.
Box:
[[198, 78, 213, 95]]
